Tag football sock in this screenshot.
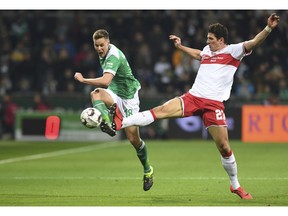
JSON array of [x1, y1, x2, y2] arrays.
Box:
[[92, 100, 111, 124], [122, 110, 155, 128], [221, 151, 240, 189], [135, 140, 151, 173]]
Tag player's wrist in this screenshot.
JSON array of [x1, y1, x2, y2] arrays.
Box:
[[264, 25, 272, 33]]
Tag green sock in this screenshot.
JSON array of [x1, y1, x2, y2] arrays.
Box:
[[92, 100, 111, 124], [136, 140, 151, 173]]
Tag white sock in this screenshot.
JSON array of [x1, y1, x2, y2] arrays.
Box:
[[221, 153, 240, 189], [122, 110, 155, 128]]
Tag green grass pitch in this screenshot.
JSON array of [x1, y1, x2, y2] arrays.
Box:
[[0, 139, 288, 208]]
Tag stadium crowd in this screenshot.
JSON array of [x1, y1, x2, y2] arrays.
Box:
[[1, 10, 288, 101]]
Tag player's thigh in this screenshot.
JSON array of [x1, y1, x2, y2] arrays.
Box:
[[153, 97, 182, 119]]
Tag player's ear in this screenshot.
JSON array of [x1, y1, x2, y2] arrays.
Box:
[[219, 37, 225, 43]]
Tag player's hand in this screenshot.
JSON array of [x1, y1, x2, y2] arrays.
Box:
[[169, 35, 181, 48], [267, 13, 280, 29], [74, 72, 84, 82]]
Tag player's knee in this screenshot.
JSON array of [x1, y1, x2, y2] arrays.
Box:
[[216, 140, 230, 156], [215, 138, 230, 156], [90, 88, 101, 100]]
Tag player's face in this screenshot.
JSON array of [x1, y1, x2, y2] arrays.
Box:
[[206, 33, 223, 52], [94, 37, 110, 58]]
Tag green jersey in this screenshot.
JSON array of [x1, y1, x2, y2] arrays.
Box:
[[99, 44, 140, 99]]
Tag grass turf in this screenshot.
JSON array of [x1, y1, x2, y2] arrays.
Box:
[[0, 139, 288, 206]]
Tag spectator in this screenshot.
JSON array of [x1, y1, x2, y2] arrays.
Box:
[[33, 93, 52, 111], [279, 79, 288, 100], [153, 55, 173, 93], [1, 94, 18, 139]]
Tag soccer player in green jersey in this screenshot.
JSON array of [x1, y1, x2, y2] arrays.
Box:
[[74, 29, 153, 191]]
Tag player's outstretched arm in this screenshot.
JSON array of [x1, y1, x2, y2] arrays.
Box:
[[244, 13, 280, 52], [74, 72, 113, 88], [169, 34, 202, 60]]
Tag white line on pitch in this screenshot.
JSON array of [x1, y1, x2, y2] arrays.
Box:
[[0, 142, 127, 165], [9, 176, 288, 180]]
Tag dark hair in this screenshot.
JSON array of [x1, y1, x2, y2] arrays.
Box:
[[208, 23, 228, 43], [93, 29, 109, 40]]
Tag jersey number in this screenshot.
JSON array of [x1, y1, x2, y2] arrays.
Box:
[[125, 109, 133, 117], [215, 109, 226, 120]]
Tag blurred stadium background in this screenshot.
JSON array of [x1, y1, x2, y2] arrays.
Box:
[[1, 10, 288, 210], [0, 10, 288, 141]]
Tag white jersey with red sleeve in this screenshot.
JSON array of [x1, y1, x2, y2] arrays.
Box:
[[189, 42, 251, 102]]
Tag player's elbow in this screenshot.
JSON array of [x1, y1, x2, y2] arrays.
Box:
[[101, 80, 111, 88]]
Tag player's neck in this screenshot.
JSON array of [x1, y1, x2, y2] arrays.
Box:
[[214, 44, 227, 52]]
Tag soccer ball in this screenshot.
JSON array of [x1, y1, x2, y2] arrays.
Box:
[[80, 107, 102, 128]]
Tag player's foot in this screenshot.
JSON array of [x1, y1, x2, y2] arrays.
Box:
[[143, 166, 154, 191], [230, 185, 253, 199], [100, 121, 116, 137], [109, 103, 123, 131]]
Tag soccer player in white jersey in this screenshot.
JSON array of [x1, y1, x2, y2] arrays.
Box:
[[74, 29, 154, 191], [112, 13, 280, 199]]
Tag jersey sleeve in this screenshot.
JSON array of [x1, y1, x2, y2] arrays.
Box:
[[103, 55, 120, 76], [229, 42, 252, 60]]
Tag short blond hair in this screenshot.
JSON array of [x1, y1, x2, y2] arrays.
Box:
[[93, 29, 109, 40]]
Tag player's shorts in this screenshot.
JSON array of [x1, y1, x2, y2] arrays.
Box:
[[179, 92, 227, 128], [103, 88, 140, 118]]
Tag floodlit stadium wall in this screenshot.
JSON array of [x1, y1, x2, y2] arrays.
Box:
[[166, 107, 242, 140], [15, 111, 121, 141], [166, 106, 288, 143], [14, 106, 288, 142], [242, 105, 288, 143]]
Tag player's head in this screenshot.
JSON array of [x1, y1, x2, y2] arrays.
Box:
[[93, 29, 110, 58], [208, 23, 228, 42], [206, 23, 228, 51]]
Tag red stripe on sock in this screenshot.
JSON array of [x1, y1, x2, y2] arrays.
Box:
[[224, 149, 233, 157], [150, 109, 157, 120]]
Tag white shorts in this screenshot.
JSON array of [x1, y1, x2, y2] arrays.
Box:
[[103, 89, 140, 118]]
